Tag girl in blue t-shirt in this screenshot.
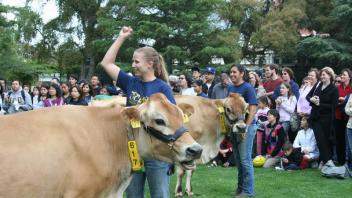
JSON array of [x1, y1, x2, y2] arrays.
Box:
[[101, 26, 174, 198]]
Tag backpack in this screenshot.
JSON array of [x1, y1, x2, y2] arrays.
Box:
[[321, 164, 351, 179], [8, 90, 26, 103]]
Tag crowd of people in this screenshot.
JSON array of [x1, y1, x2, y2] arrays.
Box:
[[1, 26, 351, 198], [0, 74, 123, 115]]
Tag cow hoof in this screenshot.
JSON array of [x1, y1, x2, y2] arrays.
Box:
[[175, 192, 183, 197], [186, 191, 194, 196]]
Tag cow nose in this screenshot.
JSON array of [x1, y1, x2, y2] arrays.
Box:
[[186, 144, 203, 159], [236, 122, 247, 129]]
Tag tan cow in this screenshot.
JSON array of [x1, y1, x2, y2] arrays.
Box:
[[174, 93, 248, 197], [0, 93, 202, 198]]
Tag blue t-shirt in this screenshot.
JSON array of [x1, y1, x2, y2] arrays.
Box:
[[117, 71, 176, 106], [197, 92, 208, 98], [227, 82, 257, 105]]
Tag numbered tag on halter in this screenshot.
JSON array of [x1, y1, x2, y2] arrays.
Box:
[[127, 140, 143, 172], [183, 114, 190, 123], [218, 106, 228, 134], [130, 119, 141, 129]]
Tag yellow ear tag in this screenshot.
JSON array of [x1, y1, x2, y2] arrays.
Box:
[[218, 106, 225, 113], [128, 140, 143, 172], [183, 114, 190, 123], [130, 119, 141, 128]]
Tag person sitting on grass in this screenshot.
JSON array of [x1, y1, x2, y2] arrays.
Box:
[[293, 116, 319, 167], [282, 142, 309, 170], [263, 109, 286, 168], [209, 135, 235, 167]]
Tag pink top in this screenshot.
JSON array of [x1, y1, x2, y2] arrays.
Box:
[[297, 85, 313, 115], [43, 97, 64, 107]]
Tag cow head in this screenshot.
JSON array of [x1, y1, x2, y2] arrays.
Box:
[[215, 93, 248, 133], [122, 93, 202, 170]]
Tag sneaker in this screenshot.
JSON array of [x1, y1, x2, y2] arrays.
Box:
[[324, 160, 335, 167]]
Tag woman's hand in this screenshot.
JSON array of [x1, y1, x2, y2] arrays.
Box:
[[119, 26, 133, 38]]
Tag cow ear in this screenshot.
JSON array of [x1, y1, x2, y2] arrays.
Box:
[[121, 107, 140, 121], [178, 103, 195, 117], [213, 99, 224, 107]]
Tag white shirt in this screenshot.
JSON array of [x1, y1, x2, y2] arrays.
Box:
[[180, 88, 196, 96], [293, 128, 319, 155]]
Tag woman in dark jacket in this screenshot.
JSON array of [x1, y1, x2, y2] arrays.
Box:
[[68, 86, 88, 106], [306, 67, 338, 168]]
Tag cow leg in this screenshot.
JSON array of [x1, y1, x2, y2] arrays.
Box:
[[185, 169, 194, 196], [175, 166, 185, 197]]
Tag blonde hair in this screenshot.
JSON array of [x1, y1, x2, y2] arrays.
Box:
[[320, 66, 335, 82], [134, 47, 169, 84]]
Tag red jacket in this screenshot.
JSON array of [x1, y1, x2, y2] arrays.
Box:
[[336, 84, 352, 120]]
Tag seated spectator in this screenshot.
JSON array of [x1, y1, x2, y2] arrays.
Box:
[[43, 84, 64, 107], [282, 142, 309, 170], [68, 86, 88, 106], [256, 96, 270, 156], [99, 86, 111, 96], [60, 82, 71, 104], [91, 75, 101, 96], [263, 109, 286, 168], [68, 74, 78, 88], [193, 80, 208, 98], [3, 80, 32, 114], [34, 84, 49, 109], [209, 136, 235, 167], [108, 80, 123, 96], [31, 86, 40, 107], [293, 116, 319, 165], [82, 83, 93, 104], [178, 74, 196, 96]]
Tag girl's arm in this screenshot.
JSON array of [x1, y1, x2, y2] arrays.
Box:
[[101, 27, 133, 81]]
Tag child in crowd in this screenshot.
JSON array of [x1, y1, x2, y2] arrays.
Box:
[[193, 80, 208, 98], [255, 96, 270, 156], [263, 109, 286, 168], [282, 142, 309, 170], [293, 116, 319, 167]]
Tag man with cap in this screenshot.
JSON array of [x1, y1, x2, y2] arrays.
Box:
[[202, 66, 217, 97]]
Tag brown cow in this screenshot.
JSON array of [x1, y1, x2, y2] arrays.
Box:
[[174, 93, 248, 197], [0, 93, 202, 198]]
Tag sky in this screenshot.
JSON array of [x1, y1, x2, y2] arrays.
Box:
[[2, 0, 58, 23]]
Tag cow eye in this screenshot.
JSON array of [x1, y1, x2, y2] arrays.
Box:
[[155, 119, 166, 126], [226, 107, 231, 113]]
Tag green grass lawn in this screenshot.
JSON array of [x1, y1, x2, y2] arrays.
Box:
[[141, 165, 351, 198]]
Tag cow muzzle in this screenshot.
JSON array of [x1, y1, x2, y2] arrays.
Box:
[[180, 144, 202, 170], [232, 120, 247, 133]]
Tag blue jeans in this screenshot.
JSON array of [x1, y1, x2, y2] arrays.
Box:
[[126, 160, 170, 198], [231, 124, 256, 197], [347, 128, 352, 169]]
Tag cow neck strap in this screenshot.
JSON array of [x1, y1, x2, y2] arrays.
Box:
[[142, 123, 189, 144]]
